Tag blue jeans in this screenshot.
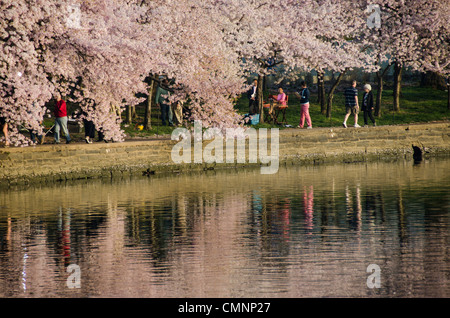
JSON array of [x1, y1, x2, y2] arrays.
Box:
[[54, 116, 71, 143]]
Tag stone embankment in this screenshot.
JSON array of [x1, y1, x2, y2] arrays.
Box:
[[1, 122, 449, 187]]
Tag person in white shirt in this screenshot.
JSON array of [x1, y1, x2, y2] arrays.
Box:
[[247, 79, 258, 115]]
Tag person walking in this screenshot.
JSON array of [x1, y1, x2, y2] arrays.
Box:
[[343, 80, 360, 128], [362, 84, 376, 127], [295, 81, 312, 129], [83, 117, 95, 143], [155, 79, 173, 126], [54, 94, 71, 144]]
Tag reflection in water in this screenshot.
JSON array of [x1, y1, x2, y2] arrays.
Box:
[[304, 185, 314, 234], [0, 159, 449, 297], [345, 184, 362, 233]]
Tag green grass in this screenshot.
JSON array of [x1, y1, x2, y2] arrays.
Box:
[[39, 85, 448, 141], [236, 85, 449, 129], [121, 123, 175, 138]]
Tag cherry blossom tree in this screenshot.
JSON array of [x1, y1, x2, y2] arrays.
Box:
[[413, 0, 450, 109], [1, 0, 447, 147], [1, 0, 146, 145], [284, 0, 377, 119], [212, 0, 378, 121], [144, 0, 247, 130], [1, 0, 246, 145], [362, 0, 449, 112], [0, 0, 64, 146], [56, 0, 156, 142]]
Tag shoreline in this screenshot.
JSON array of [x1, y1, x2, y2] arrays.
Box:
[[1, 122, 449, 188]]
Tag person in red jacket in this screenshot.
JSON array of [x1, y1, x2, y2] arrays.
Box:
[[54, 94, 71, 144]]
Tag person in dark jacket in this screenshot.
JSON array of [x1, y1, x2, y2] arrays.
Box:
[[362, 84, 376, 127], [155, 79, 173, 126], [81, 112, 95, 144], [295, 81, 312, 129]]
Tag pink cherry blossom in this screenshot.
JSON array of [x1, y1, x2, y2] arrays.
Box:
[[1, 0, 447, 146]]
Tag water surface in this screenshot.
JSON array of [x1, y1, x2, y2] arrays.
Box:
[[0, 159, 449, 297]]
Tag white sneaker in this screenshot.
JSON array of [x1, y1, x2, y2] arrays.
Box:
[[307, 126, 312, 129], [354, 124, 361, 128]]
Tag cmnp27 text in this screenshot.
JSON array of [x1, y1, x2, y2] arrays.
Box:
[[178, 302, 270, 315]]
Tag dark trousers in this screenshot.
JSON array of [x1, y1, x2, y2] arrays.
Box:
[[83, 119, 95, 138], [30, 131, 43, 143], [363, 109, 376, 125], [97, 130, 105, 142], [160, 103, 172, 126]]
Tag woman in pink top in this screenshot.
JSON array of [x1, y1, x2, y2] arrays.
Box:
[[269, 87, 287, 116], [276, 87, 287, 106]]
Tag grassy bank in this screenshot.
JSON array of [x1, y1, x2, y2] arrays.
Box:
[[235, 85, 450, 129], [35, 85, 448, 143]]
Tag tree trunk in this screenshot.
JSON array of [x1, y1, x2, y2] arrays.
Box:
[[375, 64, 391, 118], [126, 105, 132, 124], [110, 103, 121, 117], [375, 74, 383, 118], [326, 70, 347, 119], [257, 74, 265, 124], [448, 78, 450, 110], [317, 71, 326, 115], [320, 77, 326, 114], [393, 61, 403, 112], [144, 78, 155, 130]]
